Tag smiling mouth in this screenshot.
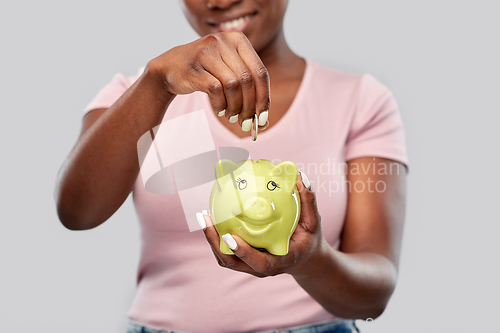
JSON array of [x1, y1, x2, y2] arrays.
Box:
[[236, 216, 276, 234], [241, 221, 271, 234], [211, 13, 256, 32]]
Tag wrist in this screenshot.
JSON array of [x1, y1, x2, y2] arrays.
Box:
[[289, 237, 334, 280], [144, 58, 177, 102]]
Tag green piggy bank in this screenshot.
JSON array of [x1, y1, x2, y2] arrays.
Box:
[[209, 159, 301, 256]]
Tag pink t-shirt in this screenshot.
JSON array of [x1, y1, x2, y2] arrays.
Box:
[[83, 59, 408, 332]]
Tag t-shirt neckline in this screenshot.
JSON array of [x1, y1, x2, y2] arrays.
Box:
[[204, 58, 313, 142]]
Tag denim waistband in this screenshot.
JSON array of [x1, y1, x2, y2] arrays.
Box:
[[126, 318, 360, 333]]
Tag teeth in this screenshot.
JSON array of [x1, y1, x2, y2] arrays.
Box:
[[219, 15, 250, 30]]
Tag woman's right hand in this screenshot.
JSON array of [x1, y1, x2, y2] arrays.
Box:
[[147, 31, 270, 131], [56, 31, 270, 230]]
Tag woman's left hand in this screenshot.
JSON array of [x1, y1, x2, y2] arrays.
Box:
[[200, 172, 327, 278]]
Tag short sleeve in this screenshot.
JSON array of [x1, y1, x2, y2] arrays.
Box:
[[345, 73, 409, 172], [82, 72, 141, 117]]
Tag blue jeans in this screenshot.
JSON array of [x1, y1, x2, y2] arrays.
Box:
[[126, 318, 360, 333]]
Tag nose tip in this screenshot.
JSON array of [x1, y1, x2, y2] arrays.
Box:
[[244, 197, 272, 220]]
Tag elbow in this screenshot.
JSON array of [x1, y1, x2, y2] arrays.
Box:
[[335, 300, 390, 321], [57, 207, 92, 231], [55, 186, 102, 231], [360, 260, 398, 320], [56, 200, 95, 231], [360, 282, 397, 320], [333, 300, 391, 321], [54, 161, 108, 231], [362, 280, 396, 320], [337, 269, 398, 320], [361, 302, 389, 321]]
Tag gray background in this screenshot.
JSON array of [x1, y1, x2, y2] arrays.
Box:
[[1, 0, 499, 332]]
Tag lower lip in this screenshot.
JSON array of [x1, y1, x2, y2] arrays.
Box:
[[215, 15, 254, 33]]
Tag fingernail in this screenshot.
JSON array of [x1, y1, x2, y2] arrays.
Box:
[[258, 111, 268, 126], [222, 233, 237, 250], [218, 110, 225, 117], [229, 115, 238, 123], [202, 210, 208, 216], [300, 171, 311, 189], [259, 120, 269, 130], [242, 118, 252, 132], [196, 212, 206, 229]]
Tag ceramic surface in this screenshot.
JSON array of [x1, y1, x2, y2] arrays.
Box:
[[209, 159, 301, 255]]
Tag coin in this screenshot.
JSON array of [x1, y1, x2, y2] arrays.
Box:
[[251, 113, 258, 141]]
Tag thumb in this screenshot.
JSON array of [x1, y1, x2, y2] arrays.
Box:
[[297, 171, 321, 231]]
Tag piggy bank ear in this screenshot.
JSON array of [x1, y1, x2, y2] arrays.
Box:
[[270, 161, 298, 191], [215, 159, 240, 190], [215, 159, 240, 178]]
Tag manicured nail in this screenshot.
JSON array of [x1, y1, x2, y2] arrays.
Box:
[[300, 171, 310, 189], [202, 210, 208, 216], [259, 120, 269, 130], [242, 118, 252, 132], [258, 111, 268, 126], [218, 110, 225, 117], [222, 233, 237, 250], [229, 114, 239, 123], [196, 212, 206, 229]]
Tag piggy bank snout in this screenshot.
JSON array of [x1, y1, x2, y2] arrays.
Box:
[[243, 197, 273, 220]]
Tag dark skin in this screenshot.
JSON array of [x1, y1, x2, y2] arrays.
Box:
[[180, 0, 305, 137], [55, 0, 407, 320], [202, 158, 406, 319]]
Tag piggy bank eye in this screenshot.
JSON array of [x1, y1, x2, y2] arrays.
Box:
[[236, 178, 247, 190], [267, 180, 281, 191]]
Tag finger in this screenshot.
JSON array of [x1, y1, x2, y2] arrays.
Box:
[[234, 34, 270, 127], [201, 213, 264, 274], [200, 213, 227, 265], [297, 171, 311, 192], [297, 171, 321, 232], [220, 48, 256, 131], [222, 234, 277, 274], [202, 212, 224, 255], [196, 55, 245, 121], [187, 63, 227, 116]]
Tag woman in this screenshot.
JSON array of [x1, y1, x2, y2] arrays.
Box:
[[55, 0, 408, 332]]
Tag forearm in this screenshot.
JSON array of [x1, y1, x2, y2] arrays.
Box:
[[292, 238, 398, 319], [55, 64, 175, 230]]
